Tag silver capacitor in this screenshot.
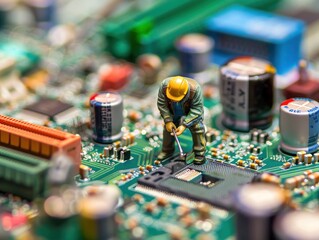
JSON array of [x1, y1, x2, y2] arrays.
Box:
[[280, 98, 319, 154], [90, 92, 123, 143], [79, 185, 121, 240], [274, 211, 319, 240]]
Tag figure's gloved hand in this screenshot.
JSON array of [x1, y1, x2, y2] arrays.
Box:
[[165, 122, 176, 133], [175, 125, 186, 136]]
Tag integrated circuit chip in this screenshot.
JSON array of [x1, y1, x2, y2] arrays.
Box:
[[16, 98, 79, 125], [137, 158, 260, 209], [24, 98, 73, 118]]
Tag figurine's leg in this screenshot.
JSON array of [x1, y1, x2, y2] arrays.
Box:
[[189, 121, 206, 164], [157, 127, 175, 160]]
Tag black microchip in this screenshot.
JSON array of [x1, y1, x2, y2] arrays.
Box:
[[24, 98, 73, 118], [138, 158, 260, 210]]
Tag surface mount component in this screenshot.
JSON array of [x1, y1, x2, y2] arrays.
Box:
[[138, 159, 260, 209], [20, 98, 78, 124]]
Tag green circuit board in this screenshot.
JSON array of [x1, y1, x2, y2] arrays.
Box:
[[3, 90, 319, 239], [1, 0, 319, 240]]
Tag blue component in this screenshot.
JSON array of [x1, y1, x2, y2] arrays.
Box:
[[308, 105, 319, 148], [205, 5, 305, 74]]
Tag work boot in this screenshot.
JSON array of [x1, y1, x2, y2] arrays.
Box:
[[194, 155, 206, 165], [157, 151, 174, 161]]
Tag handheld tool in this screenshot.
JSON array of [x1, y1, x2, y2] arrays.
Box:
[[172, 128, 187, 161]]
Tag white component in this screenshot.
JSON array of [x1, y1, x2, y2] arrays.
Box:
[[0, 56, 27, 104], [280, 98, 319, 154]]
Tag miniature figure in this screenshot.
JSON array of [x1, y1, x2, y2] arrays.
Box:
[[157, 76, 206, 164]]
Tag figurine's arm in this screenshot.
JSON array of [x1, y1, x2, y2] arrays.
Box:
[[183, 85, 204, 128], [157, 84, 173, 123]]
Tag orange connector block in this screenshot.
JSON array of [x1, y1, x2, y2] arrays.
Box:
[[0, 115, 81, 166]]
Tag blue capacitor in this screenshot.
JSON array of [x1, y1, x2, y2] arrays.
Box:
[[280, 98, 319, 154], [175, 33, 213, 74], [26, 0, 57, 30], [90, 92, 123, 143]]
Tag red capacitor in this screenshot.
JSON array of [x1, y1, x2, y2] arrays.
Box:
[[98, 63, 133, 91], [284, 60, 319, 101]]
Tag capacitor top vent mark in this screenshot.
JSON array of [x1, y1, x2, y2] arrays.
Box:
[[280, 98, 319, 154], [219, 57, 275, 132]]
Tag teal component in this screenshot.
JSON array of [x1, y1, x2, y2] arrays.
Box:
[[0, 41, 41, 74]]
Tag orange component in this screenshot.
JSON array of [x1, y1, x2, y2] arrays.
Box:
[[0, 115, 81, 166]]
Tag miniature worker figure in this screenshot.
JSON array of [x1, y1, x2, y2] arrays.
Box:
[[157, 76, 206, 164]]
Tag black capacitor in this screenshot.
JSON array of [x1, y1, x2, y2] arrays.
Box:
[[116, 147, 131, 161], [220, 57, 275, 131], [233, 183, 286, 240]]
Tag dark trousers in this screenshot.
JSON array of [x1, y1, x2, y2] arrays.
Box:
[[162, 121, 206, 157]]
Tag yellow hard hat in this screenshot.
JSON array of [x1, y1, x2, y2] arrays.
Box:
[[166, 76, 189, 101]]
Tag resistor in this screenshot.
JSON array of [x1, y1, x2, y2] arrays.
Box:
[[308, 172, 319, 185], [285, 175, 305, 189], [282, 162, 291, 169], [255, 159, 263, 166], [249, 155, 257, 162], [237, 160, 245, 167], [259, 173, 280, 185], [250, 163, 258, 170], [303, 170, 313, 177]]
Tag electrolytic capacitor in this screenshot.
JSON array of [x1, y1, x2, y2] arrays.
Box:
[[25, 0, 56, 30], [79, 185, 121, 240], [280, 98, 319, 154], [274, 211, 319, 240], [220, 57, 275, 131], [175, 33, 213, 74], [90, 92, 123, 143], [234, 183, 286, 240]]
